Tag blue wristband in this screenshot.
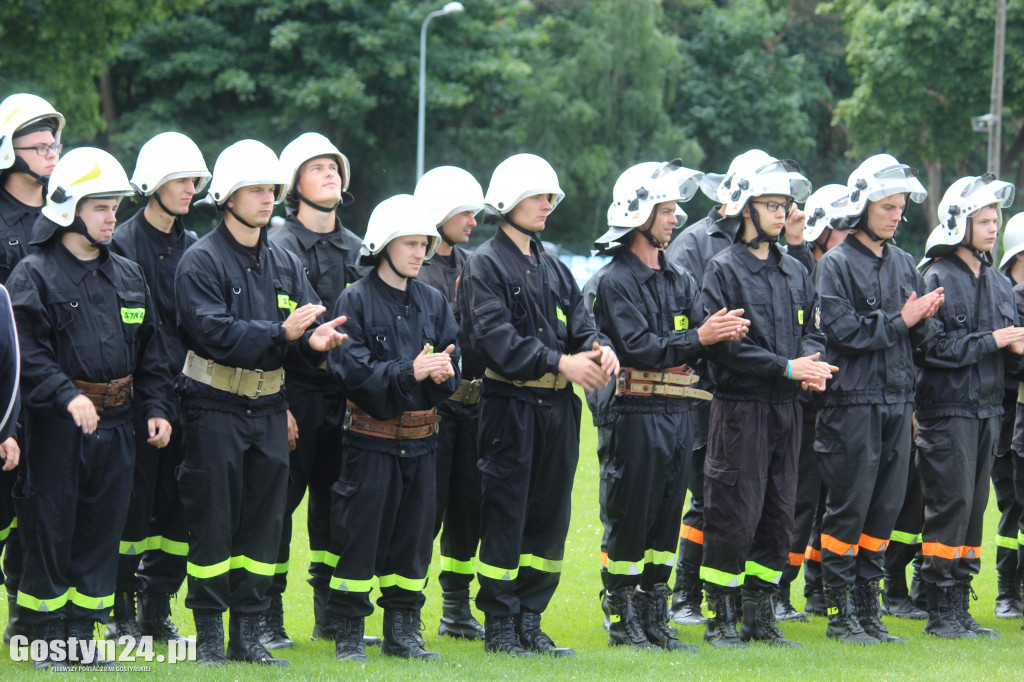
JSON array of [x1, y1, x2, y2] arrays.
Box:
[[786, 360, 793, 380]]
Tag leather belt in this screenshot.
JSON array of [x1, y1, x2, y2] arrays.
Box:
[[616, 366, 712, 400], [343, 401, 440, 440], [72, 375, 133, 411], [181, 350, 285, 399], [449, 379, 481, 405], [484, 368, 570, 390]]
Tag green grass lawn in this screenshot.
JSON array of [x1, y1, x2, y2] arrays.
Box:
[[3, 389, 1021, 678]]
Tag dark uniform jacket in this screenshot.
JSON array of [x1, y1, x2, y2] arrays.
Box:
[[665, 206, 730, 284], [595, 248, 704, 414], [457, 230, 609, 404], [174, 222, 323, 416], [328, 270, 460, 456], [8, 234, 172, 425], [815, 236, 937, 407], [0, 187, 39, 284], [700, 242, 825, 403], [916, 254, 1023, 419]]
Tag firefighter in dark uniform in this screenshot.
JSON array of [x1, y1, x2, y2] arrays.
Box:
[[593, 160, 748, 651], [174, 139, 346, 667], [697, 150, 831, 649], [413, 165, 487, 640], [458, 153, 619, 657], [814, 153, 943, 644], [264, 132, 368, 649], [326, 194, 460, 663], [107, 132, 209, 643], [915, 175, 1024, 638], [0, 93, 63, 643], [8, 148, 173, 669]]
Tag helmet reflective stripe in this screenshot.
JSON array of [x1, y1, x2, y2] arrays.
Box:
[[484, 153, 564, 215], [928, 174, 1015, 258], [207, 140, 286, 206], [359, 194, 440, 265], [131, 132, 211, 195], [845, 154, 927, 219], [41, 148, 133, 227], [414, 166, 484, 227], [1000, 213, 1024, 271], [803, 184, 850, 242], [0, 93, 65, 170]]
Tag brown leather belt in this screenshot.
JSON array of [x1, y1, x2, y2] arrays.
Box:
[[181, 350, 285, 399], [484, 368, 570, 390], [343, 401, 440, 440], [449, 379, 481, 405], [615, 367, 712, 400], [72, 375, 133, 411]]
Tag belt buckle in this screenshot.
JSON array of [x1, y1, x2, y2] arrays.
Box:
[[343, 407, 353, 431], [252, 369, 265, 398], [616, 369, 628, 393]]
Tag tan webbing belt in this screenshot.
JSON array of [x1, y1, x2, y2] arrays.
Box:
[[448, 379, 481, 405], [484, 368, 570, 390], [615, 366, 711, 400], [181, 350, 285, 399]]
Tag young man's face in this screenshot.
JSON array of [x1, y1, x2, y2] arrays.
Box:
[[647, 201, 679, 245], [744, 194, 790, 238], [508, 193, 553, 232], [296, 156, 342, 207], [77, 197, 121, 245], [968, 204, 1000, 253], [384, 235, 429, 278], [227, 184, 276, 227], [865, 193, 907, 241], [12, 129, 59, 179], [440, 210, 476, 245], [155, 177, 200, 216]]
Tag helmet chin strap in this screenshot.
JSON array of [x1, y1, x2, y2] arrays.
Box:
[[153, 192, 185, 218], [739, 206, 778, 249], [505, 214, 534, 238], [10, 156, 49, 186], [438, 224, 457, 247], [636, 212, 665, 249], [295, 188, 340, 214], [381, 249, 408, 280], [962, 218, 993, 266], [226, 206, 262, 229], [68, 216, 109, 249]]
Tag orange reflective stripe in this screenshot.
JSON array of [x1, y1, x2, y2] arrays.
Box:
[[679, 524, 703, 545], [921, 542, 960, 560], [804, 546, 822, 563], [858, 533, 888, 553], [961, 545, 981, 560], [821, 534, 858, 556], [788, 552, 803, 567], [600, 551, 608, 568]]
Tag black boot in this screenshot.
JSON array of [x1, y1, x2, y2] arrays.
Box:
[[226, 611, 289, 666], [193, 609, 227, 666], [636, 585, 698, 652], [604, 588, 654, 649], [702, 586, 746, 649], [953, 578, 999, 638], [68, 619, 116, 668], [516, 609, 575, 657], [334, 616, 367, 662], [803, 586, 826, 616], [105, 590, 143, 639], [483, 614, 534, 656], [381, 609, 441, 660], [856, 580, 905, 643], [739, 588, 800, 647], [599, 588, 611, 631], [258, 592, 294, 649], [31, 618, 68, 670], [994, 578, 1023, 619], [3, 593, 28, 645], [438, 589, 485, 640], [923, 582, 975, 639], [909, 553, 928, 611], [824, 586, 878, 644], [774, 581, 807, 622], [137, 591, 190, 642], [311, 588, 381, 646], [669, 569, 705, 625]]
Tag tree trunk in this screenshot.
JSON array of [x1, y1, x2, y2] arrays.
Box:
[[923, 159, 941, 226]]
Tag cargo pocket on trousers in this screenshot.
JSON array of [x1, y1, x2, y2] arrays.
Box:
[[599, 457, 625, 481], [329, 479, 358, 544], [704, 459, 739, 487]]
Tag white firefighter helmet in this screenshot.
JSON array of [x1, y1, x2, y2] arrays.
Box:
[[0, 93, 65, 171], [918, 226, 945, 270], [130, 132, 211, 196], [717, 149, 811, 218], [1000, 212, 1024, 271], [207, 140, 286, 206], [278, 132, 352, 206], [41, 147, 133, 227], [803, 184, 851, 242], [927, 174, 1015, 258], [359, 194, 440, 265], [484, 153, 564, 216], [414, 165, 484, 227], [845, 153, 927, 220]]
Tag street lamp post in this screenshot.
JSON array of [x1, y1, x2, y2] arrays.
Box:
[[417, 1, 464, 181]]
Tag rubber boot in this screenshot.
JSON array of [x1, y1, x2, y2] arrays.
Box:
[[774, 581, 807, 622], [702, 586, 746, 649], [438, 589, 484, 640], [923, 583, 975, 639], [953, 578, 999, 638], [670, 562, 705, 625], [605, 588, 654, 649], [856, 580, 905, 643], [105, 590, 143, 639], [137, 591, 191, 642], [31, 618, 68, 671], [636, 584, 698, 652], [334, 616, 367, 662], [516, 609, 575, 657], [740, 588, 800, 647], [258, 592, 294, 649], [994, 577, 1023, 619], [194, 609, 227, 666], [68, 619, 116, 668], [381, 609, 441, 660], [483, 614, 534, 657], [3, 593, 28, 645], [226, 611, 289, 666], [824, 586, 878, 644]]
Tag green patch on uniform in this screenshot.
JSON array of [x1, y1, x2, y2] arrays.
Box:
[[277, 294, 297, 313], [556, 306, 567, 325], [674, 315, 689, 330], [798, 309, 805, 325], [120, 307, 145, 324]]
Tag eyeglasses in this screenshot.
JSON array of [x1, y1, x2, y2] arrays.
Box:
[[14, 143, 62, 157], [750, 199, 794, 214]]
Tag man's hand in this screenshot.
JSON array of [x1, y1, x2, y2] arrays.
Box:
[[67, 394, 99, 434], [0, 437, 19, 471], [900, 288, 944, 328], [427, 344, 457, 384], [413, 344, 453, 382], [784, 205, 807, 245], [309, 315, 348, 352], [698, 308, 751, 345], [147, 417, 172, 448], [992, 326, 1024, 350], [283, 303, 327, 341], [593, 341, 620, 377], [1010, 338, 1024, 356], [559, 347, 610, 393], [286, 409, 299, 452], [789, 352, 839, 392]]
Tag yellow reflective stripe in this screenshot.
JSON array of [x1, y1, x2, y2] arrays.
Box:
[[68, 588, 113, 611], [644, 549, 675, 567], [310, 550, 340, 568], [329, 576, 374, 593], [889, 530, 922, 546], [378, 574, 428, 592], [187, 554, 281, 579], [0, 516, 16, 542], [606, 559, 643, 576], [477, 560, 518, 581], [440, 556, 475, 575], [120, 307, 145, 324], [277, 294, 297, 313], [120, 538, 150, 555], [188, 558, 231, 579], [17, 589, 69, 613], [153, 536, 188, 557], [519, 554, 563, 574], [555, 306, 567, 326], [674, 314, 689, 331], [230, 555, 278, 576], [745, 561, 782, 585], [997, 534, 1019, 550], [700, 565, 743, 588]]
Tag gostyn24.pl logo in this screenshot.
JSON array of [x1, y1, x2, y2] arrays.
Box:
[[9, 634, 196, 665]]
